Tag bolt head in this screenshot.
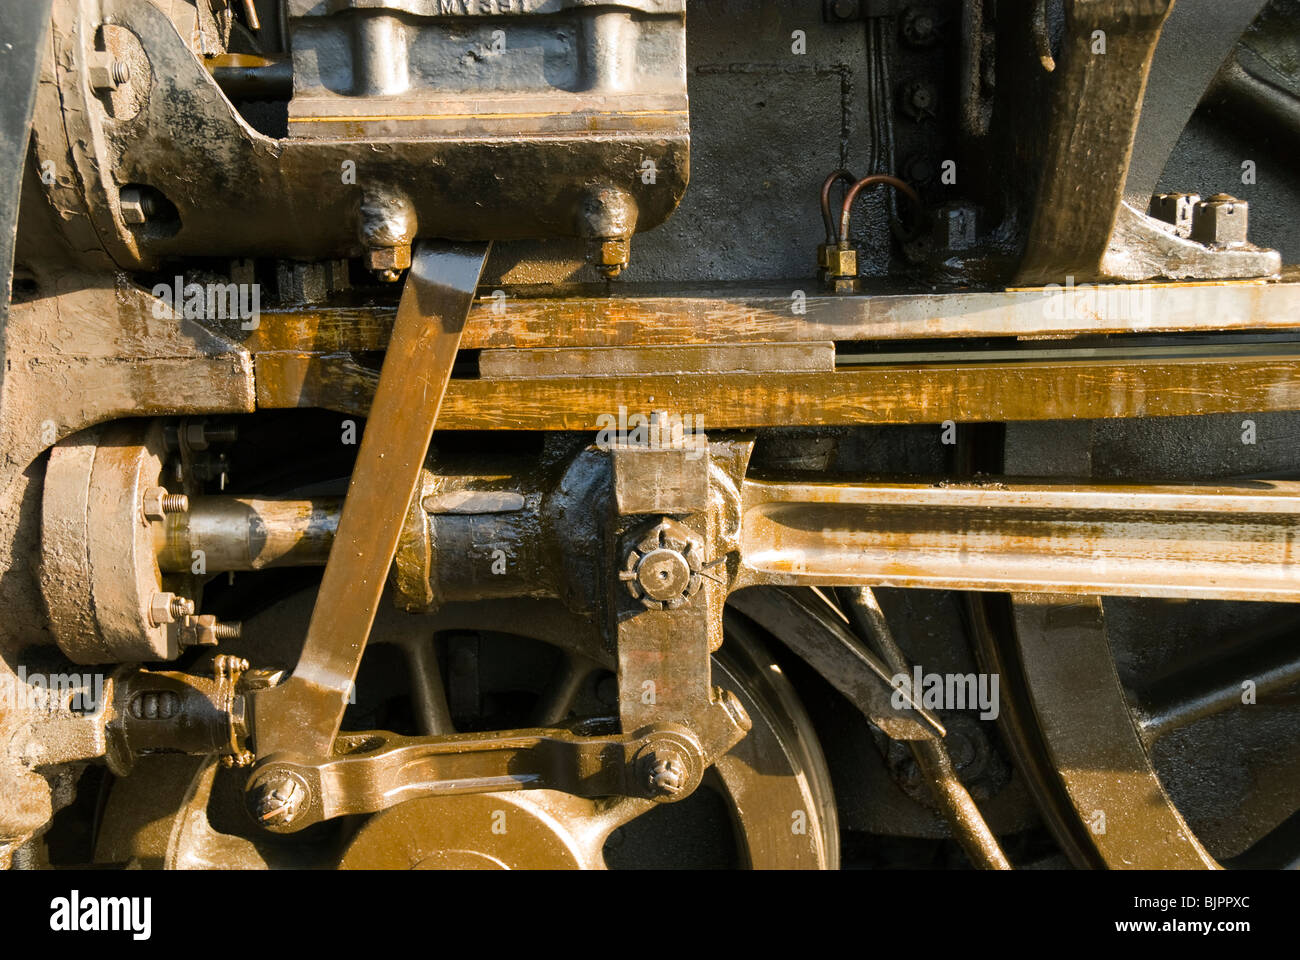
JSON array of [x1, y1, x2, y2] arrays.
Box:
[[367, 244, 412, 274], [119, 187, 152, 225], [590, 238, 631, 279], [903, 9, 939, 45], [830, 0, 859, 20], [149, 591, 178, 626], [251, 774, 308, 829], [141, 486, 169, 522]]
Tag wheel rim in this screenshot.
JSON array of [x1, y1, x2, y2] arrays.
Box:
[[95, 592, 839, 869]]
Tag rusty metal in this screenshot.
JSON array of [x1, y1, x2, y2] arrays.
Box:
[[40, 420, 192, 663], [151, 465, 1300, 613], [7, 0, 1300, 873], [259, 340, 1300, 428], [246, 707, 747, 833], [607, 434, 751, 798], [29, 0, 689, 272], [12, 654, 254, 775], [252, 241, 490, 759], [243, 279, 1300, 352], [735, 476, 1300, 602], [479, 342, 836, 379], [1016, 0, 1280, 283]]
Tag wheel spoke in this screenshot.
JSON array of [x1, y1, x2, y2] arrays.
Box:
[[1135, 631, 1300, 746], [529, 653, 600, 727], [397, 634, 455, 736]]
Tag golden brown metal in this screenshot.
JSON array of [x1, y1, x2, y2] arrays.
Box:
[[157, 496, 339, 572], [736, 477, 1300, 602], [1007, 595, 1218, 869], [252, 242, 490, 759], [246, 278, 1300, 351], [258, 348, 1300, 428]]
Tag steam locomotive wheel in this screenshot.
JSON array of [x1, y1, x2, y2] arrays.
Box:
[[94, 593, 838, 870], [974, 592, 1300, 869]]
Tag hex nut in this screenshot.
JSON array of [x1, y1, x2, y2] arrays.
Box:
[[934, 203, 978, 251], [1191, 195, 1249, 246], [1150, 193, 1201, 240], [142, 486, 188, 522], [149, 592, 179, 626], [367, 244, 412, 273], [634, 737, 702, 803], [250, 773, 309, 829], [119, 187, 153, 225], [88, 54, 130, 92], [824, 246, 858, 278], [590, 238, 631, 279]]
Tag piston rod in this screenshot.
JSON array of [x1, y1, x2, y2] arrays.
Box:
[[163, 478, 1300, 604]]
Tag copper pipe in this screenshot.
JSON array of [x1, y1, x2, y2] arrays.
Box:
[[838, 174, 922, 245], [820, 169, 858, 243]]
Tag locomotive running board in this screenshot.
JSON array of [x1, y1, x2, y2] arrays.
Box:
[[252, 241, 491, 759]]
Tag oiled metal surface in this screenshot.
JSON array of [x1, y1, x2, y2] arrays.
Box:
[[253, 242, 490, 758], [247, 280, 1300, 352], [260, 344, 1300, 428], [1009, 595, 1217, 869], [1016, 0, 1173, 284], [737, 477, 1300, 601], [479, 342, 835, 378], [157, 497, 339, 572]]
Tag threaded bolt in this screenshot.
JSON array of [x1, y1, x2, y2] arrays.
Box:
[[142, 487, 189, 522], [149, 591, 184, 626], [89, 56, 131, 91], [213, 621, 242, 640]]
